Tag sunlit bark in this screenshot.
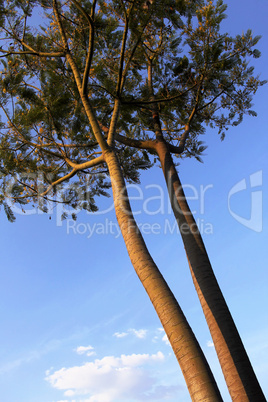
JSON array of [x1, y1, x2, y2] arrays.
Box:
[[104, 149, 223, 402], [156, 139, 266, 402]]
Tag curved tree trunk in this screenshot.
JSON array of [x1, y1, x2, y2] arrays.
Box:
[[156, 139, 266, 402], [52, 4, 221, 400], [104, 148, 222, 402]]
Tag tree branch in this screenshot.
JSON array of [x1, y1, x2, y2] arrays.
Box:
[[0, 49, 65, 58], [116, 0, 134, 95], [41, 168, 77, 196], [71, 0, 96, 96], [120, 8, 154, 93], [107, 99, 121, 146], [115, 133, 156, 151], [64, 154, 104, 170], [41, 154, 104, 197], [121, 82, 198, 106], [52, 0, 108, 152]]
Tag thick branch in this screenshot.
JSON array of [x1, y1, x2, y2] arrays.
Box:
[[71, 0, 96, 96], [0, 49, 65, 58], [147, 60, 163, 140], [53, 0, 108, 152], [107, 99, 121, 146], [65, 154, 104, 170], [41, 168, 77, 196], [116, 0, 134, 95], [41, 154, 104, 197], [168, 126, 190, 154], [53, 0, 69, 50], [115, 133, 156, 151]]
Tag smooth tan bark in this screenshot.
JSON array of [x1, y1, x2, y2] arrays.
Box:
[[156, 139, 266, 402], [104, 149, 223, 402]]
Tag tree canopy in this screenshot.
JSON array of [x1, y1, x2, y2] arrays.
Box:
[[0, 0, 265, 220]]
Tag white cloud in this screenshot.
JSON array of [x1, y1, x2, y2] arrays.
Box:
[[64, 389, 76, 397], [113, 332, 128, 338], [115, 327, 171, 345], [129, 328, 147, 339], [152, 328, 165, 343], [56, 400, 69, 402], [113, 329, 147, 340], [121, 351, 164, 366], [75, 346, 96, 357], [207, 340, 214, 348], [45, 351, 176, 401]]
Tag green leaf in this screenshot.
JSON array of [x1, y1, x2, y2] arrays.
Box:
[[3, 202, 16, 222]]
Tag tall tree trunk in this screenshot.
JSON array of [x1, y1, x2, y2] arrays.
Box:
[[65, 33, 222, 399], [104, 148, 222, 402], [156, 139, 266, 402]]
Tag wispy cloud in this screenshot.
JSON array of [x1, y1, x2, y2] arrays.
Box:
[[56, 400, 69, 402], [129, 328, 148, 339], [113, 328, 147, 339], [46, 351, 179, 401], [75, 345, 96, 357], [0, 339, 61, 375], [113, 332, 128, 338]]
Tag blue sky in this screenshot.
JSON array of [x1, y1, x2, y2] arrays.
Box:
[[0, 1, 268, 401]]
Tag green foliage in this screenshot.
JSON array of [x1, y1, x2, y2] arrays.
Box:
[[3, 201, 16, 222], [0, 0, 265, 221]]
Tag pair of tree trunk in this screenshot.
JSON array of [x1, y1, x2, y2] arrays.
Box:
[[60, 7, 223, 397], [65, 27, 265, 401], [78, 96, 265, 401], [72, 88, 222, 398]]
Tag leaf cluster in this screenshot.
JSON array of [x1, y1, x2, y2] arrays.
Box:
[[0, 0, 265, 221]]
